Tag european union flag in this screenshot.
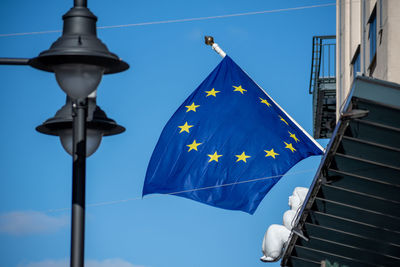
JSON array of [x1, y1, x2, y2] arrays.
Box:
[[143, 56, 323, 214]]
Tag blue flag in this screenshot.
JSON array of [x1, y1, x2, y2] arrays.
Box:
[[143, 56, 323, 214]]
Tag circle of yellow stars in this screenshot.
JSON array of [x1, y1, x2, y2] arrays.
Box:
[[175, 84, 302, 164]]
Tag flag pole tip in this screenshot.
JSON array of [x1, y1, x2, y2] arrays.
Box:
[[204, 36, 226, 58], [204, 36, 214, 46]]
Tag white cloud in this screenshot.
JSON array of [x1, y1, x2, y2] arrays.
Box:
[[18, 258, 145, 267], [17, 259, 67, 267], [86, 259, 145, 267], [0, 210, 68, 235]]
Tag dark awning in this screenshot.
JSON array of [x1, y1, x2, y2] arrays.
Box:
[[281, 76, 400, 267]]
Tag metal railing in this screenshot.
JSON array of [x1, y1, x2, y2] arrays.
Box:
[[309, 35, 336, 94]]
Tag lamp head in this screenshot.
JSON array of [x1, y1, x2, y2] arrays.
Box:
[[29, 5, 129, 99], [36, 97, 125, 157]]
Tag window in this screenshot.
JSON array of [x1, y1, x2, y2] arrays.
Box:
[[368, 8, 377, 63], [351, 46, 361, 79]]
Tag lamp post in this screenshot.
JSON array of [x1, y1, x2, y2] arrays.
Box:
[[30, 1, 129, 266], [1, 1, 128, 266]]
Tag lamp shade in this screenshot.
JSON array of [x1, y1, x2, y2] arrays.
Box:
[[36, 97, 125, 157], [28, 5, 129, 98]]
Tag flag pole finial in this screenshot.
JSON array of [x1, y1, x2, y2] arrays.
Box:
[[204, 36, 226, 58]]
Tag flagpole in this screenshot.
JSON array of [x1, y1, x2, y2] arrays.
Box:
[[204, 36, 226, 58]]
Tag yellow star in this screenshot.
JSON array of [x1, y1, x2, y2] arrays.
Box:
[[235, 151, 251, 163], [259, 97, 272, 107], [185, 102, 200, 112], [187, 140, 202, 152], [233, 85, 247, 94], [279, 116, 289, 125], [264, 149, 279, 159], [178, 122, 193, 133], [284, 142, 296, 153], [208, 151, 222, 162], [205, 88, 220, 97], [289, 131, 299, 143]]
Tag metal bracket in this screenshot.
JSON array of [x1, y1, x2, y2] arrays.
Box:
[[292, 226, 309, 242]]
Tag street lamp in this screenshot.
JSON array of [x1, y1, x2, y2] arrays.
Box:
[[28, 1, 129, 267], [0, 1, 128, 265]]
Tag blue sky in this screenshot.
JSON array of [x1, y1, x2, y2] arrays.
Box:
[[0, 1, 334, 266]]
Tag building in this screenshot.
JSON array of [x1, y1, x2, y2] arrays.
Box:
[[336, 0, 400, 117], [279, 1, 400, 266]]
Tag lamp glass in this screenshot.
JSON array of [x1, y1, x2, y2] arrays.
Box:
[[54, 63, 104, 99], [59, 128, 103, 157]]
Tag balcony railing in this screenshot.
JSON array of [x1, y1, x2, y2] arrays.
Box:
[[309, 35, 336, 139]]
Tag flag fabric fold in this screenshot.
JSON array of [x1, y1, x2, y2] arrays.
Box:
[[143, 56, 323, 214]]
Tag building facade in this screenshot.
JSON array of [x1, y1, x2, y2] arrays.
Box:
[[279, 1, 400, 266], [336, 0, 400, 118]]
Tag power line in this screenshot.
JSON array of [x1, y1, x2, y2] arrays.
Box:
[[97, 3, 335, 29], [0, 3, 335, 38], [46, 168, 316, 213]]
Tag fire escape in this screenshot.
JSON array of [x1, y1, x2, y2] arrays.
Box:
[[309, 36, 336, 139]]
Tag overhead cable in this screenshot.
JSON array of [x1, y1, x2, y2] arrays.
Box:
[[0, 3, 335, 38], [46, 169, 316, 213]]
